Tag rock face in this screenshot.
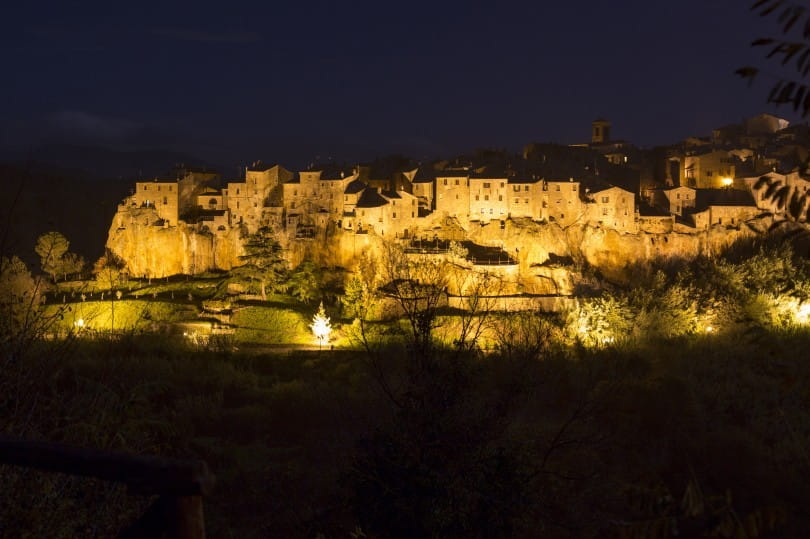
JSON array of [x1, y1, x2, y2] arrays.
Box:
[[106, 207, 243, 277], [106, 203, 774, 290]]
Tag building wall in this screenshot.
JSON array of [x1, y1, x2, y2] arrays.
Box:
[[585, 187, 636, 233], [682, 150, 736, 189], [469, 177, 508, 222], [662, 186, 696, 216], [435, 175, 470, 220], [132, 182, 179, 225], [178, 171, 219, 216], [507, 180, 543, 219], [412, 182, 434, 210], [542, 180, 582, 227]]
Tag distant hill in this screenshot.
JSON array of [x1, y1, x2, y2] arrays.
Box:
[[11, 144, 215, 180]]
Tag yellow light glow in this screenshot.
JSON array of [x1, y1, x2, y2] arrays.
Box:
[[705, 325, 714, 333], [797, 303, 810, 324], [721, 178, 733, 187], [75, 318, 85, 328], [310, 302, 332, 346]]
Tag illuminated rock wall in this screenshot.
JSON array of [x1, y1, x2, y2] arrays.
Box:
[[106, 207, 244, 277]]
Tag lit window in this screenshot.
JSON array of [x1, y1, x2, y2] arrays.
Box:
[[555, 185, 560, 191], [601, 196, 609, 203]]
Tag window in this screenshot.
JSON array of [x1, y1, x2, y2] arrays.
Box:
[[500, 183, 504, 188], [236, 201, 240, 209], [514, 185, 520, 192], [475, 194, 480, 201], [393, 212, 397, 218], [524, 198, 529, 204], [169, 186, 173, 191], [601, 196, 609, 203], [163, 197, 168, 205], [236, 189, 240, 195], [555, 185, 561, 191], [677, 193, 681, 199], [484, 195, 489, 201], [572, 185, 577, 191], [483, 182, 491, 189], [455, 179, 459, 185], [498, 195, 503, 201], [143, 185, 148, 191], [157, 186, 161, 191], [443, 179, 448, 185], [524, 185, 529, 192], [602, 208, 608, 216]]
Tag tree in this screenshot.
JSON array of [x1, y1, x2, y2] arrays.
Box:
[[736, 1, 810, 117], [93, 250, 126, 333], [59, 252, 85, 281], [309, 301, 332, 347], [233, 228, 287, 301], [34, 231, 69, 282], [287, 260, 322, 304], [0, 256, 41, 338]]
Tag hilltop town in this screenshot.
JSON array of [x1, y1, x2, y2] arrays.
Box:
[[105, 114, 810, 291]]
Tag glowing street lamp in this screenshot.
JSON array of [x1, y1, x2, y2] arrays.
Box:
[[310, 302, 332, 349], [75, 318, 85, 329], [721, 177, 733, 187]]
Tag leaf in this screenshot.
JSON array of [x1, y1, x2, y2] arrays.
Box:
[[760, 0, 785, 17], [774, 81, 796, 104], [735, 67, 759, 86], [754, 176, 772, 191], [783, 6, 804, 33], [781, 42, 804, 64], [796, 47, 810, 71], [751, 38, 774, 46], [752, 0, 775, 11]]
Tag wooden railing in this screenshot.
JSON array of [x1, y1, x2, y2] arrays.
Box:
[[0, 436, 215, 538]]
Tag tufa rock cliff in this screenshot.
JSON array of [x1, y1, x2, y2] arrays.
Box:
[[106, 207, 244, 277]]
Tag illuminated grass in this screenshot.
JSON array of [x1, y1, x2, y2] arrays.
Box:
[[230, 305, 311, 345], [44, 300, 199, 332]]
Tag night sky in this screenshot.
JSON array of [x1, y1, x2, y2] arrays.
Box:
[[0, 0, 800, 169]]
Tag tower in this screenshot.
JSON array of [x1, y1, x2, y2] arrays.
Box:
[[592, 119, 611, 144]]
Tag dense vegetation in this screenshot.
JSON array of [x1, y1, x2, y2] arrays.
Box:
[[2, 235, 810, 537]]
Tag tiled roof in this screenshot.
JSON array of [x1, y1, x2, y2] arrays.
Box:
[[344, 179, 366, 194], [356, 188, 389, 208]]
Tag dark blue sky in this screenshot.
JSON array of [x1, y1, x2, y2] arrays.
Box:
[[0, 0, 799, 168]]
